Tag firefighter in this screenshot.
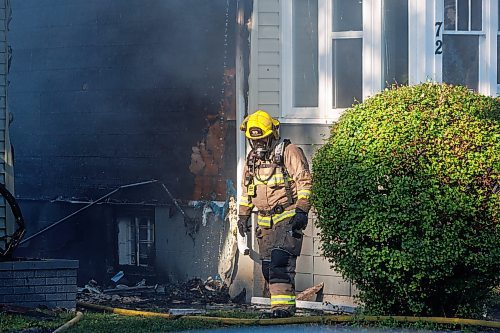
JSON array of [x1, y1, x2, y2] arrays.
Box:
[[238, 110, 312, 318]]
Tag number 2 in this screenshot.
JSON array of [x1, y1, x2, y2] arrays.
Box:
[[435, 40, 443, 54]]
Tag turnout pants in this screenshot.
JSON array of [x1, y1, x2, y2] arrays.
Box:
[[256, 216, 303, 313]]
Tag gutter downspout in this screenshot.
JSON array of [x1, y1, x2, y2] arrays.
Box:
[[235, 0, 247, 227], [232, 0, 254, 302]]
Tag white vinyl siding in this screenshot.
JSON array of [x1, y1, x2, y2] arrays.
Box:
[[250, 0, 281, 119]]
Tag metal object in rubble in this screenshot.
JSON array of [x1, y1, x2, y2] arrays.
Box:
[[0, 183, 25, 261]]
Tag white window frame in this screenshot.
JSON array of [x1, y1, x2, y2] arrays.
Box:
[[435, 0, 498, 96], [282, 0, 326, 122], [493, 0, 500, 95], [281, 0, 388, 124], [280, 0, 498, 124], [479, 0, 499, 96], [117, 215, 155, 267]]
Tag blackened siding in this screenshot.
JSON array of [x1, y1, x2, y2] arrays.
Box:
[[8, 0, 236, 203], [0, 0, 10, 249]]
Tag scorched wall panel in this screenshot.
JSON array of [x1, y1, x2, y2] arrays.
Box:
[[8, 0, 236, 203]]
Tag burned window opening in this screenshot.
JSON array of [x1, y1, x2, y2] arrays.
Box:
[[117, 212, 155, 267]]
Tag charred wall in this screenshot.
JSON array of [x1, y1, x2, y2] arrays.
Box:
[[8, 0, 236, 203], [7, 0, 238, 284], [15, 200, 114, 285]]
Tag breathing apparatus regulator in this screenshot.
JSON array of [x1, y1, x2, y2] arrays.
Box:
[[240, 110, 280, 160]]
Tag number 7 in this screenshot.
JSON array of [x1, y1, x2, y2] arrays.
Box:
[[435, 22, 443, 37]]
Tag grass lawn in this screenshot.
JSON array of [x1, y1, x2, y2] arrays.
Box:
[[1, 299, 499, 333], [0, 310, 253, 333]]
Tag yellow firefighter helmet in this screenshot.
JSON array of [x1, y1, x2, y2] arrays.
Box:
[[240, 110, 280, 140]]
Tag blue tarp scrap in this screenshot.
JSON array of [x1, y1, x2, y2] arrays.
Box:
[[191, 179, 237, 221]]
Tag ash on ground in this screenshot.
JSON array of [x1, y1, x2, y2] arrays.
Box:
[[77, 277, 247, 312]]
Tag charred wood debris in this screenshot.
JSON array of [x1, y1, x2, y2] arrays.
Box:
[[77, 276, 245, 313], [1, 276, 340, 318], [75, 277, 330, 316], [76, 277, 329, 315]]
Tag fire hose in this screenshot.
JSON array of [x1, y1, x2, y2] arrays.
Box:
[[0, 183, 25, 261], [77, 301, 500, 329], [52, 311, 83, 333]]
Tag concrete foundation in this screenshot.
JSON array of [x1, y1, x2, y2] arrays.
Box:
[[0, 259, 78, 309]]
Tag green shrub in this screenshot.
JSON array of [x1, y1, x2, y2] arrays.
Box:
[[312, 83, 499, 317]]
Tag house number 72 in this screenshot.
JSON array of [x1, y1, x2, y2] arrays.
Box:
[[435, 21, 443, 55]]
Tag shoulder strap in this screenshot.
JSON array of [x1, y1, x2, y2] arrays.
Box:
[[274, 139, 294, 205], [273, 139, 291, 165]]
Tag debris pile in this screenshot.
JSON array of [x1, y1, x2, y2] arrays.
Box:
[[77, 276, 232, 311]]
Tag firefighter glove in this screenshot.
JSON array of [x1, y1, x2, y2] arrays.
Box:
[[237, 215, 251, 237], [289, 208, 308, 231]]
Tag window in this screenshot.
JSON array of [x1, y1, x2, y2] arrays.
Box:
[[293, 0, 318, 107], [284, 0, 365, 120], [442, 0, 482, 91], [118, 214, 155, 266], [443, 35, 479, 90], [332, 0, 363, 108], [284, 0, 411, 121], [281, 0, 496, 121], [382, 0, 409, 87]]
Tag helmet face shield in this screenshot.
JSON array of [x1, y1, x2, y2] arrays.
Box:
[[249, 136, 272, 160], [248, 126, 264, 139]]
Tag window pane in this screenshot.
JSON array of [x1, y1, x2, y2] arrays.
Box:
[[457, 0, 469, 31], [332, 38, 362, 108], [139, 226, 149, 240], [383, 0, 408, 87], [443, 35, 479, 91], [130, 223, 137, 264], [470, 0, 482, 31], [497, 36, 500, 84], [139, 243, 154, 266], [444, 0, 456, 30], [333, 0, 362, 32], [293, 0, 318, 107]]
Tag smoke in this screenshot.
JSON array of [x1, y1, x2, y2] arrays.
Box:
[[8, 0, 236, 201]]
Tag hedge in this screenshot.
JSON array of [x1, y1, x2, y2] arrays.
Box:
[[312, 83, 499, 317]]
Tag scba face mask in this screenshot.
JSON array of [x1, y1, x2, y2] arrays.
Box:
[[250, 137, 272, 160]]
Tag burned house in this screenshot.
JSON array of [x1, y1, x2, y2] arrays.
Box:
[[1, 0, 499, 308], [4, 0, 240, 288]]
